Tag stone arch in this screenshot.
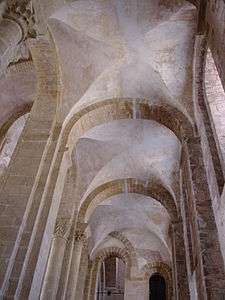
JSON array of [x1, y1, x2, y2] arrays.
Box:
[[89, 247, 132, 299], [108, 231, 138, 273], [142, 262, 172, 281], [40, 99, 192, 260], [77, 178, 178, 224], [109, 232, 137, 262], [195, 35, 224, 195], [94, 246, 132, 266], [0, 112, 30, 181], [49, 100, 193, 228], [141, 262, 173, 299], [63, 99, 194, 151], [0, 102, 32, 144]]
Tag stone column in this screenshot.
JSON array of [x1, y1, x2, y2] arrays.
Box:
[[171, 221, 189, 300], [89, 261, 99, 300], [40, 218, 70, 300], [75, 244, 89, 300], [56, 222, 75, 299], [66, 230, 87, 299], [183, 137, 225, 299], [0, 36, 58, 298], [83, 262, 93, 300]]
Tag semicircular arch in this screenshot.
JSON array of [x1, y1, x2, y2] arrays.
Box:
[[89, 246, 132, 299], [60, 98, 195, 153], [109, 231, 137, 263], [77, 178, 178, 224], [141, 262, 173, 299], [0, 103, 32, 144]]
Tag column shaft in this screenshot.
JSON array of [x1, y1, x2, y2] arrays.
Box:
[[75, 245, 88, 300], [40, 218, 70, 300], [56, 237, 74, 299], [66, 229, 87, 299], [171, 222, 190, 299], [40, 237, 67, 300], [89, 262, 99, 300], [83, 262, 93, 300], [66, 241, 83, 299]]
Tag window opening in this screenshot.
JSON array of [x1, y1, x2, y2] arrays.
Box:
[[97, 257, 125, 299]]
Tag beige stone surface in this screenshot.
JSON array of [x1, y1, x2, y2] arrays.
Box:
[[0, 0, 225, 299]]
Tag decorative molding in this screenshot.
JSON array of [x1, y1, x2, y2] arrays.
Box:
[[54, 218, 70, 240], [4, 59, 33, 77]]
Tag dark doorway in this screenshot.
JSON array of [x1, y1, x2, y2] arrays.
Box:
[[149, 274, 166, 300]]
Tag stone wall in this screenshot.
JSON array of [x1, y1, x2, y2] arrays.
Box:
[[205, 48, 225, 168], [204, 0, 225, 89]]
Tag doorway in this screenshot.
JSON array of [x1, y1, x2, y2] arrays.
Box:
[[149, 274, 166, 300]]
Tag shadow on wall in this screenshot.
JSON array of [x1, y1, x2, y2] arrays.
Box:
[[0, 113, 29, 178]]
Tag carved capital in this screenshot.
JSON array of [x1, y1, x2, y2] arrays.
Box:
[[54, 218, 70, 240], [4, 0, 39, 40], [2, 0, 40, 65], [74, 229, 87, 243]]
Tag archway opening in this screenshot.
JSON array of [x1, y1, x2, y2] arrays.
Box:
[[97, 256, 125, 300], [0, 113, 29, 179], [149, 274, 166, 300]]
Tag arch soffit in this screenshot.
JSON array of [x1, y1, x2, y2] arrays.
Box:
[[109, 231, 137, 263], [92, 232, 137, 261], [28, 36, 59, 118], [60, 98, 195, 152], [83, 156, 177, 207], [106, 232, 171, 277], [0, 103, 32, 144], [90, 217, 171, 264], [92, 232, 139, 279], [77, 178, 178, 224], [93, 231, 138, 267], [49, 99, 194, 200], [91, 246, 132, 278], [141, 261, 172, 281]]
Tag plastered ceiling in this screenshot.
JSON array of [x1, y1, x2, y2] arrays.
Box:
[[48, 0, 197, 267], [0, 0, 198, 271]]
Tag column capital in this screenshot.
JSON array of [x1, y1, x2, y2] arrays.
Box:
[[4, 0, 39, 39], [54, 218, 70, 241], [74, 229, 87, 243], [1, 0, 40, 69]]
